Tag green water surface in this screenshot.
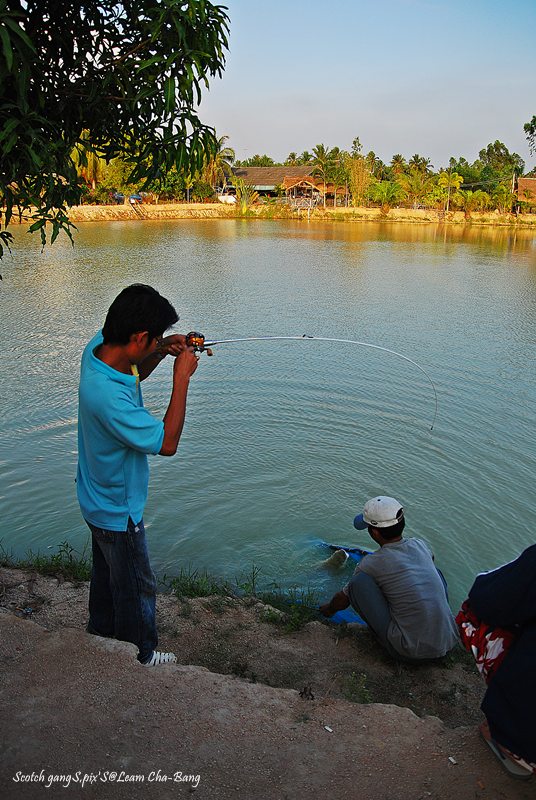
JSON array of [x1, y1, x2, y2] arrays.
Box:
[[1, 219, 535, 609]]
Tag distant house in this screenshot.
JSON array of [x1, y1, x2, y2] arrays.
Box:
[[230, 166, 313, 195], [229, 166, 346, 205], [517, 177, 536, 210]]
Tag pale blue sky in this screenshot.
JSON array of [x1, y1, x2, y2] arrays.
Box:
[[199, 0, 536, 170]]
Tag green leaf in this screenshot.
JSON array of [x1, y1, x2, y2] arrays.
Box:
[[0, 118, 18, 143], [28, 219, 46, 232], [164, 76, 176, 114], [3, 16, 35, 52], [0, 26, 13, 71], [137, 55, 161, 71], [27, 147, 42, 168]]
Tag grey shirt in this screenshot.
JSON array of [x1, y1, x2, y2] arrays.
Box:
[[345, 537, 459, 660]]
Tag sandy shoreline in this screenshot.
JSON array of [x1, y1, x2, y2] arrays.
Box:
[[1, 566, 534, 799]]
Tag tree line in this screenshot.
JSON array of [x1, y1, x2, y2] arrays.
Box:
[[0, 1, 534, 263], [76, 135, 535, 217], [233, 138, 534, 215]]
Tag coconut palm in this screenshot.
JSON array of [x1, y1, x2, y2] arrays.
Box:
[[203, 135, 235, 191], [365, 151, 386, 180], [312, 144, 338, 207], [390, 154, 407, 176], [474, 190, 491, 211], [437, 170, 464, 212], [285, 152, 299, 166], [408, 154, 433, 174]]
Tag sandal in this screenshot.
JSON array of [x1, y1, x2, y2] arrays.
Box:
[[479, 721, 533, 780], [143, 651, 177, 666]]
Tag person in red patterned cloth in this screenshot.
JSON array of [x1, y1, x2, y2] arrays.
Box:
[[457, 545, 536, 780]]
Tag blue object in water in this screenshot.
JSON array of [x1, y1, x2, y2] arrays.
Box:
[[320, 542, 372, 625]]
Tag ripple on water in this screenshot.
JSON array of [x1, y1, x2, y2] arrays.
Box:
[[3, 221, 536, 610]]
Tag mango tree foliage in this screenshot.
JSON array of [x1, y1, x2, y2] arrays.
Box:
[[0, 0, 229, 258], [477, 141, 524, 180], [524, 116, 535, 155]]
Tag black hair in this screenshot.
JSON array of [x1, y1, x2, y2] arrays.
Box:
[[369, 509, 405, 540], [102, 284, 178, 345]]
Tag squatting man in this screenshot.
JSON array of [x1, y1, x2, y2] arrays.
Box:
[[320, 495, 459, 661]]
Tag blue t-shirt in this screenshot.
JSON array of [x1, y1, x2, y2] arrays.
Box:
[[77, 331, 164, 530]]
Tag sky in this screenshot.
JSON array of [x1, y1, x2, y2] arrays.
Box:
[[198, 0, 536, 171]]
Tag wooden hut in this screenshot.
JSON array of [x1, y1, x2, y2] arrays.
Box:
[[517, 177, 536, 210], [230, 166, 313, 196]]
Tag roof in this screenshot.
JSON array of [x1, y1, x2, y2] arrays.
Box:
[[282, 176, 346, 193], [231, 166, 313, 188], [517, 177, 536, 200]]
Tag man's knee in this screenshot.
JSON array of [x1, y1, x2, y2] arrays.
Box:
[[346, 571, 380, 608]]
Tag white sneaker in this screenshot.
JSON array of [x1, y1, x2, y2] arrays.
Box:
[[143, 651, 177, 666]]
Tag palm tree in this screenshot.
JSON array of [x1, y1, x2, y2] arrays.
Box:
[[454, 189, 481, 219], [492, 183, 515, 214], [285, 152, 299, 166], [365, 151, 386, 180], [474, 190, 491, 211], [203, 135, 235, 191], [371, 180, 405, 215], [390, 154, 407, 176], [312, 144, 337, 207], [437, 170, 464, 212], [398, 169, 433, 208], [300, 150, 313, 164], [408, 154, 433, 174]]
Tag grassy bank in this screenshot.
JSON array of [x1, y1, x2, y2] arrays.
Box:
[[0, 540, 318, 631]]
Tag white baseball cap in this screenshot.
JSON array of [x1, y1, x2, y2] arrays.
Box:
[[353, 496, 404, 530]]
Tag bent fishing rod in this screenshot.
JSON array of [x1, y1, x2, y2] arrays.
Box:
[[184, 332, 438, 431]]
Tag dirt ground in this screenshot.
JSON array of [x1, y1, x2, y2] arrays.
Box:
[[1, 567, 534, 799]]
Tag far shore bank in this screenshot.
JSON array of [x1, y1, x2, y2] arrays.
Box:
[[13, 202, 536, 228]]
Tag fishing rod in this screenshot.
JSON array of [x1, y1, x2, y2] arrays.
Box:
[[185, 332, 438, 430]]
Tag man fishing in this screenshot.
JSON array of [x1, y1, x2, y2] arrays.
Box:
[[320, 496, 459, 661], [77, 284, 198, 666]]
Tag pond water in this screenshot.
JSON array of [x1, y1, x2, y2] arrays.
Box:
[[1, 219, 536, 609]]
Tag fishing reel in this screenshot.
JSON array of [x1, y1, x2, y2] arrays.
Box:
[[186, 332, 213, 356]]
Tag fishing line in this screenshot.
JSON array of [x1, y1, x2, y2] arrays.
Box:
[[196, 334, 438, 430]]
